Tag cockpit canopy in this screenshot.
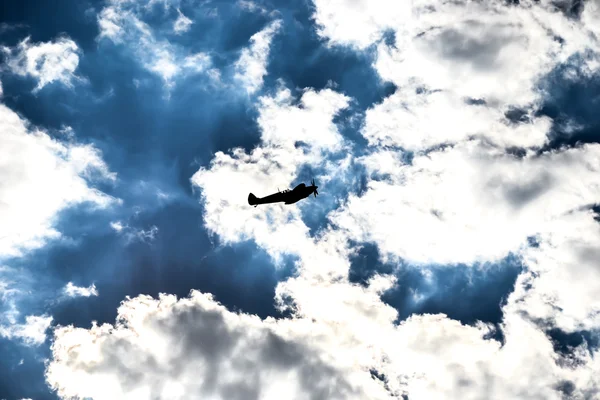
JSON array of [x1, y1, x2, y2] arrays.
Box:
[[293, 183, 306, 190]]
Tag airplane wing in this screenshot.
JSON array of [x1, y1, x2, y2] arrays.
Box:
[[284, 197, 302, 204]]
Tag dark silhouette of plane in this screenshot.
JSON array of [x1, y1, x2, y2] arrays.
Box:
[[248, 179, 319, 207]]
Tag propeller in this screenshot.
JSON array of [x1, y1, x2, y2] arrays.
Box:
[[312, 178, 318, 197]]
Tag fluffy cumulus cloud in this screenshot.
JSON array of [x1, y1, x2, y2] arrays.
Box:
[[508, 211, 600, 332], [45, 231, 600, 399], [0, 104, 117, 259], [234, 20, 282, 94], [63, 282, 99, 298], [311, 0, 408, 50], [382, 312, 600, 400], [46, 290, 385, 400], [314, 0, 600, 152], [314, 0, 598, 97], [45, 0, 600, 399], [332, 141, 600, 265], [361, 89, 553, 150], [1, 36, 82, 91], [191, 86, 349, 259]]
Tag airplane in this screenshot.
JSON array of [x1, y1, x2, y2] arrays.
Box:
[[248, 179, 319, 207]]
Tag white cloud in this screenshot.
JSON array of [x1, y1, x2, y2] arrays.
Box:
[[362, 87, 553, 150], [191, 86, 349, 260], [370, 6, 564, 106], [507, 211, 600, 332], [311, 0, 408, 50], [0, 314, 53, 346], [313, 0, 600, 152], [582, 0, 600, 44], [110, 221, 125, 232], [182, 52, 212, 74], [304, 2, 600, 394], [267, 226, 600, 398], [97, 6, 126, 40], [0, 103, 117, 259], [63, 282, 99, 298], [110, 220, 159, 244], [381, 311, 600, 399], [238, 0, 270, 15], [244, 226, 600, 400], [135, 225, 159, 242], [45, 264, 600, 399], [0, 101, 113, 344], [97, 4, 212, 89], [0, 266, 21, 325], [1, 36, 82, 91], [67, 144, 118, 183], [97, 2, 283, 93], [234, 20, 282, 94], [173, 8, 192, 34], [332, 141, 600, 265], [46, 290, 388, 400], [256, 86, 349, 150]]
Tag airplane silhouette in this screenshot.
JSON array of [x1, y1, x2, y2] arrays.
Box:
[[248, 179, 319, 207]]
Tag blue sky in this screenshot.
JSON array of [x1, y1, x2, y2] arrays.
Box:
[[1, 0, 600, 399]]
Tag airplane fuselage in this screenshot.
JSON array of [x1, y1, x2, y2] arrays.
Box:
[[248, 183, 318, 206]]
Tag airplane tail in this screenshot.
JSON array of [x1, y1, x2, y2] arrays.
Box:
[[248, 193, 259, 206]]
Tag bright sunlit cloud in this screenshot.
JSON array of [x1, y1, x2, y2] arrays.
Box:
[[0, 104, 117, 259], [62, 282, 99, 298]]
